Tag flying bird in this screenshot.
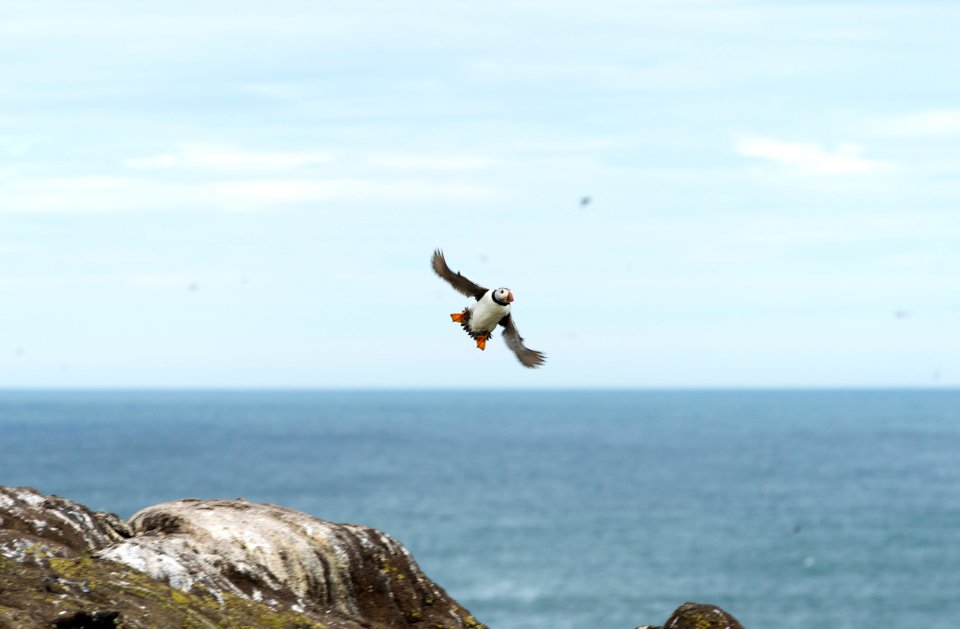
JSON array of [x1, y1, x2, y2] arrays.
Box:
[[432, 249, 546, 368]]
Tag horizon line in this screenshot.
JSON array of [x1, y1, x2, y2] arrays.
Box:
[[1, 385, 957, 393]]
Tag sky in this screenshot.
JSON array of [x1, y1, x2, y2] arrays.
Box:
[[2, 0, 958, 388]]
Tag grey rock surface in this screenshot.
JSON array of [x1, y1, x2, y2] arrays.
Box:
[[1, 487, 485, 628], [98, 498, 484, 628], [0, 486, 130, 563]]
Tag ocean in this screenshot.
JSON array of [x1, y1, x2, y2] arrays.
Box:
[[1, 390, 957, 628]]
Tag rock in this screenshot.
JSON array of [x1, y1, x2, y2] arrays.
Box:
[[100, 498, 485, 628], [52, 610, 121, 628], [656, 601, 746, 629], [0, 551, 329, 628], [0, 486, 130, 563], [0, 486, 486, 629]]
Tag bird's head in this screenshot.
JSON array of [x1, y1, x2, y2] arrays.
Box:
[[494, 288, 515, 305]]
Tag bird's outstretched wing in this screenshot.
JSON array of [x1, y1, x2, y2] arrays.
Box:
[[432, 249, 487, 300], [499, 314, 546, 368]]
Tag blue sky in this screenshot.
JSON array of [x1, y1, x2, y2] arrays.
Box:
[[2, 1, 958, 388]]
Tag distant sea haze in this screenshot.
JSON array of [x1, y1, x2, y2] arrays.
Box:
[[2, 389, 957, 628]]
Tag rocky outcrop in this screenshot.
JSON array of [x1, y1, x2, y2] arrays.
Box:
[[0, 486, 483, 628], [639, 601, 746, 629], [1, 486, 745, 628], [0, 486, 130, 562], [99, 498, 483, 628]]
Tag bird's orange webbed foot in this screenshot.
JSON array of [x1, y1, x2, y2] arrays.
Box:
[[475, 335, 487, 350], [450, 312, 465, 323]]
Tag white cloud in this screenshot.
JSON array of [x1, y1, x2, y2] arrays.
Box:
[[735, 136, 892, 175], [128, 146, 501, 174], [212, 178, 495, 209], [125, 146, 337, 171], [186, 147, 336, 170], [0, 176, 200, 213], [879, 250, 958, 271], [0, 271, 247, 291], [123, 271, 244, 290], [365, 153, 495, 171], [464, 59, 716, 90], [124, 154, 177, 169], [731, 213, 960, 248], [0, 244, 34, 255], [0, 173, 496, 214], [865, 110, 960, 137]]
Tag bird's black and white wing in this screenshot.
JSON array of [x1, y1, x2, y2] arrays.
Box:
[[432, 249, 487, 300], [499, 314, 546, 368]]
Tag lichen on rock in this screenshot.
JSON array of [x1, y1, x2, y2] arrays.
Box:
[[99, 498, 482, 628], [0, 486, 130, 564], [1, 486, 486, 628], [657, 601, 746, 629]]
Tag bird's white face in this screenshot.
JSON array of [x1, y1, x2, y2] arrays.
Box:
[[494, 288, 515, 304]]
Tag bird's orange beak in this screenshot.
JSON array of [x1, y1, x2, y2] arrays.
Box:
[[508, 291, 515, 302]]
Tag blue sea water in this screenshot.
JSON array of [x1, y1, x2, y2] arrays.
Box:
[[0, 390, 957, 628]]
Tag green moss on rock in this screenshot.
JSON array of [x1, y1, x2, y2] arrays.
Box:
[[662, 601, 745, 629], [1, 553, 327, 629]]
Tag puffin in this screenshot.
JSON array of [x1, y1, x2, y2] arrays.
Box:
[[432, 249, 546, 368]]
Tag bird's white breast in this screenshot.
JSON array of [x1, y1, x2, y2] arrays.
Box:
[[469, 291, 510, 332]]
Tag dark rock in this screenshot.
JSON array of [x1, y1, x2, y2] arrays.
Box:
[[52, 609, 120, 628], [0, 551, 329, 628], [0, 486, 129, 563], [659, 601, 745, 629]]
